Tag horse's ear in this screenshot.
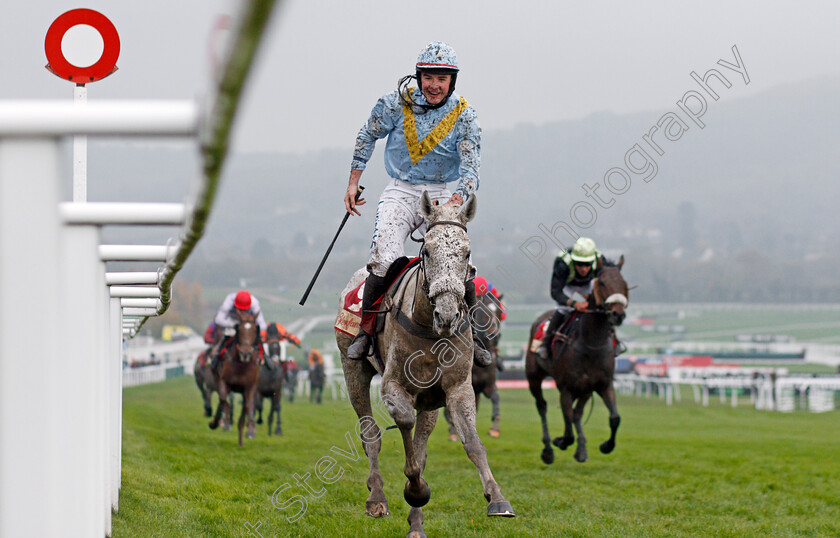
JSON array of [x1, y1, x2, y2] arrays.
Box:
[[617, 255, 625, 270], [420, 190, 434, 220], [459, 194, 477, 223]]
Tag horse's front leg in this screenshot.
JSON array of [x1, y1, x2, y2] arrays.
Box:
[[527, 375, 554, 463], [553, 389, 575, 451], [245, 384, 257, 440], [571, 394, 591, 463], [381, 381, 429, 509], [341, 356, 388, 517], [446, 383, 515, 518], [597, 383, 620, 455]]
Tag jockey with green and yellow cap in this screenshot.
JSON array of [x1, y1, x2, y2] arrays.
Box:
[[537, 237, 602, 360]]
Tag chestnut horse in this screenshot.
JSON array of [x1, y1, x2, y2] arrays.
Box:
[[526, 256, 629, 463], [208, 311, 262, 446]]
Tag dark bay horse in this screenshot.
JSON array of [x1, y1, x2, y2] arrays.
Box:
[[526, 256, 629, 463], [255, 328, 285, 435], [446, 290, 504, 439], [208, 311, 262, 446], [336, 192, 514, 537], [254, 358, 284, 436], [194, 349, 216, 417]]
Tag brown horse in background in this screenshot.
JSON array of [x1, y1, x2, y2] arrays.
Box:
[[446, 290, 504, 439], [526, 256, 629, 463], [208, 311, 262, 446]]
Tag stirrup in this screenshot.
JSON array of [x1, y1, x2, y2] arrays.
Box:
[[347, 332, 372, 360]]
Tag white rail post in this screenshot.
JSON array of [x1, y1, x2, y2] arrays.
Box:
[[59, 223, 105, 537], [0, 138, 63, 537], [110, 297, 123, 511]]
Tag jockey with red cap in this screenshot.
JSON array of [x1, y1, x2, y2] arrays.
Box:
[[343, 41, 491, 367], [207, 290, 268, 370]]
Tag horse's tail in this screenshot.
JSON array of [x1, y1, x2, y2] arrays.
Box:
[[583, 397, 595, 425]]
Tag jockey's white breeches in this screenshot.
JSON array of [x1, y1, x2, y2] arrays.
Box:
[[367, 179, 451, 277]]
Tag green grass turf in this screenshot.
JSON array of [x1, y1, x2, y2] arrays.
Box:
[[113, 376, 840, 537]]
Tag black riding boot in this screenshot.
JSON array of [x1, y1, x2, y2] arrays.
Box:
[[465, 279, 493, 367], [347, 273, 388, 360], [537, 310, 564, 360]]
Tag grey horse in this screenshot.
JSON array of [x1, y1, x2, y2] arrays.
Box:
[[336, 191, 515, 538]]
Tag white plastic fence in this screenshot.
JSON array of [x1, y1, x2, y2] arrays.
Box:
[[615, 373, 840, 412], [0, 2, 279, 537]]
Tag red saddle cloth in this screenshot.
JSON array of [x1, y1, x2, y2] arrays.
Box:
[[335, 257, 419, 337]]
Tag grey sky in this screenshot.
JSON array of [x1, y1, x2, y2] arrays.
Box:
[[3, 0, 840, 154]]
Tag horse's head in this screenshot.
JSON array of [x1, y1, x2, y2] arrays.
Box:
[[234, 310, 259, 363], [418, 190, 477, 336], [592, 255, 629, 326]]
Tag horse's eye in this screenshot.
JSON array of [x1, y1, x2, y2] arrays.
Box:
[[421, 248, 428, 258], [465, 250, 471, 259]]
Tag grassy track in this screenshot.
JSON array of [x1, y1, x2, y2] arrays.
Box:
[[113, 377, 840, 537]]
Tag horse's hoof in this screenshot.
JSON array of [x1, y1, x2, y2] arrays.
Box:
[[404, 479, 431, 508], [222, 424, 232, 431], [204, 407, 212, 417], [208, 421, 218, 430], [574, 451, 588, 463], [487, 500, 516, 517], [600, 440, 615, 454], [488, 429, 500, 438], [448, 434, 458, 442], [553, 436, 573, 450], [275, 428, 283, 436], [541, 448, 555, 464], [365, 501, 389, 518], [256, 418, 263, 425], [246, 431, 256, 439]]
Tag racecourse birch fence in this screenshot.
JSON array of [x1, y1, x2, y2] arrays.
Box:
[[0, 1, 279, 536]]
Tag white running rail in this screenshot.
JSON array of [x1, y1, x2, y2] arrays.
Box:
[[0, 1, 280, 536]]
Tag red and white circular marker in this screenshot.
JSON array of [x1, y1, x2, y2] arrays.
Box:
[[45, 9, 120, 83]]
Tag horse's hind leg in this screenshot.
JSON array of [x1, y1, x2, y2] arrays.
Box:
[[571, 394, 591, 463], [406, 409, 438, 538], [488, 388, 501, 438], [446, 383, 515, 517], [209, 382, 229, 430], [444, 407, 458, 441], [342, 357, 388, 517], [381, 381, 430, 509], [528, 375, 554, 464], [597, 384, 620, 455], [271, 392, 283, 436]]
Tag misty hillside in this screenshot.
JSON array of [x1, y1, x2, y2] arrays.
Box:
[[82, 76, 840, 302]]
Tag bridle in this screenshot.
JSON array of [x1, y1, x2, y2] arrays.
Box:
[[414, 220, 470, 307]]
